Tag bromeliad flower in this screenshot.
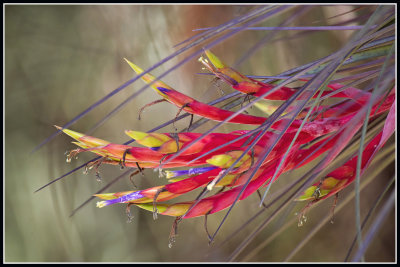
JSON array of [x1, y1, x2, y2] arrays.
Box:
[[19, 5, 394, 262], [56, 47, 394, 241]]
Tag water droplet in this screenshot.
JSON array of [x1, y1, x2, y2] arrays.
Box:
[[95, 172, 102, 182], [168, 237, 176, 248], [154, 168, 163, 178], [153, 211, 158, 220], [126, 215, 133, 223]]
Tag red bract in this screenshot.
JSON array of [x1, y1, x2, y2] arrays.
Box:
[[297, 101, 395, 202], [200, 50, 372, 104]]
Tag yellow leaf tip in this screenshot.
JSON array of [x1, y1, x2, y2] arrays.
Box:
[[125, 130, 148, 140], [204, 49, 225, 69], [124, 58, 143, 74]]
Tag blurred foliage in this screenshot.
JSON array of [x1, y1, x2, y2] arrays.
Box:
[[4, 4, 395, 262]]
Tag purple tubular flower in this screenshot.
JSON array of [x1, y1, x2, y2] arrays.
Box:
[[165, 166, 218, 178], [96, 191, 145, 208], [157, 87, 171, 94]]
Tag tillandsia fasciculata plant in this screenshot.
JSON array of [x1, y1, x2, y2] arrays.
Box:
[[31, 5, 395, 262]]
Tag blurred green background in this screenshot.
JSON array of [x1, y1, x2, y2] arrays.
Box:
[[4, 5, 394, 262]]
